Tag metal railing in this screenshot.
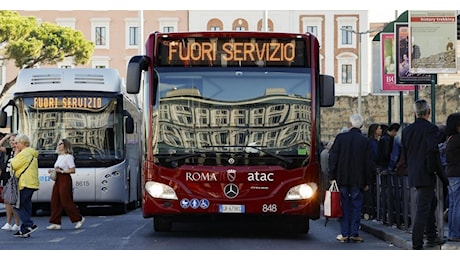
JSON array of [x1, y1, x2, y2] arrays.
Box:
[[363, 172, 445, 236]]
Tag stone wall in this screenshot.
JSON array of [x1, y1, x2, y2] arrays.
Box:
[[320, 83, 460, 143]]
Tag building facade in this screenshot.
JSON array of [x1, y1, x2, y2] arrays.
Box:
[[1, 10, 458, 105]]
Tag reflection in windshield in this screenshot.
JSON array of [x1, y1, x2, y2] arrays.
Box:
[[153, 68, 312, 166], [17, 96, 124, 167]]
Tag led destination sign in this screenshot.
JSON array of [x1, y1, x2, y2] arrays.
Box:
[[158, 37, 307, 67], [32, 97, 104, 109]]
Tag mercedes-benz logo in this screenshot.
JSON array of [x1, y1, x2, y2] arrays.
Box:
[[228, 157, 235, 165], [223, 183, 239, 199]]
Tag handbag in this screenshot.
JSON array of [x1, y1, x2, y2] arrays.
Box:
[[1, 156, 34, 205], [49, 170, 57, 181], [2, 174, 19, 205], [324, 180, 343, 225]]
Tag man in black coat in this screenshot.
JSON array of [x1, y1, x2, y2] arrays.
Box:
[[401, 99, 446, 250], [328, 114, 374, 243]]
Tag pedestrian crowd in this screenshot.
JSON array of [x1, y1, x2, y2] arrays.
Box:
[[323, 99, 458, 249], [1, 133, 84, 238]]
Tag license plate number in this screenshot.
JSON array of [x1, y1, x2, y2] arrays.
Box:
[[219, 204, 245, 213]]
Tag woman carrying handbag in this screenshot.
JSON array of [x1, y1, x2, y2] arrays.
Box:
[[11, 134, 39, 238]]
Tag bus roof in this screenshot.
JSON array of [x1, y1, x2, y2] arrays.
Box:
[[14, 68, 123, 94]]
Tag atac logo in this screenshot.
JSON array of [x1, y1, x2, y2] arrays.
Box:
[[227, 169, 237, 182]]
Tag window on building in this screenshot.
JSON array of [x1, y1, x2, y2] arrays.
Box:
[[235, 26, 246, 31], [129, 26, 139, 46], [341, 26, 353, 45], [163, 26, 174, 32], [91, 18, 110, 49], [95, 27, 106, 46], [207, 18, 223, 31], [306, 26, 318, 36], [341, 64, 352, 84], [159, 17, 178, 33]]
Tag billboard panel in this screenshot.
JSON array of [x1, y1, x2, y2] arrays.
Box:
[[395, 23, 433, 85], [409, 10, 457, 74], [381, 33, 414, 91]]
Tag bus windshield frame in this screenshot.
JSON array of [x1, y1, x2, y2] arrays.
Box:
[[14, 94, 125, 167]]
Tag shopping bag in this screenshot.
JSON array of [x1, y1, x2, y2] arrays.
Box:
[[324, 180, 343, 222]]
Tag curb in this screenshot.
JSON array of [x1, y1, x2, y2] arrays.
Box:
[[360, 219, 460, 250]]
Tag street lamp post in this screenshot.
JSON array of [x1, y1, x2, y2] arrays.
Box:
[[340, 28, 375, 115]]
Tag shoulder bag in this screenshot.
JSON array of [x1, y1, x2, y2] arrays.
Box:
[[1, 157, 34, 205]]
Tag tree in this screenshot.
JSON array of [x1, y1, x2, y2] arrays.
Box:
[[0, 11, 94, 103]]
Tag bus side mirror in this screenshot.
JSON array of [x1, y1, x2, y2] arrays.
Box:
[[0, 110, 7, 128], [125, 116, 134, 134], [320, 75, 335, 107], [0, 99, 15, 128], [126, 55, 149, 94]]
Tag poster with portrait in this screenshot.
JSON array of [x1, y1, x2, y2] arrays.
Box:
[[395, 23, 433, 85], [381, 33, 413, 91]]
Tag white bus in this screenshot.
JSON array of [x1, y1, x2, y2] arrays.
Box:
[[0, 68, 142, 214]]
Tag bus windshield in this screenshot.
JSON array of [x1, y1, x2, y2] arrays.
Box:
[[154, 67, 312, 166], [16, 96, 125, 167]]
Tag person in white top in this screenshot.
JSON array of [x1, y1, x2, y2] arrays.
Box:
[[46, 138, 85, 230]]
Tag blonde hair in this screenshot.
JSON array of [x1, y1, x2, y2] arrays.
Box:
[[15, 134, 30, 147]]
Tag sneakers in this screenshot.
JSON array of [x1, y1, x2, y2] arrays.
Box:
[[46, 224, 62, 230], [74, 217, 85, 229], [425, 237, 446, 247], [336, 234, 349, 243], [1, 223, 12, 230], [13, 224, 38, 238], [11, 224, 20, 231], [13, 230, 30, 238], [350, 236, 364, 242]]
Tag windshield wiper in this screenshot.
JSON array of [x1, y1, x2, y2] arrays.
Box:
[[158, 153, 206, 163], [203, 145, 292, 164]]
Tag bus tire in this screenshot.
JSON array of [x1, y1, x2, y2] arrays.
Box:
[[153, 217, 172, 232], [286, 217, 309, 234]]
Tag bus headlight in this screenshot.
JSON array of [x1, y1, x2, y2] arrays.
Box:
[[145, 181, 178, 200], [284, 182, 318, 200]]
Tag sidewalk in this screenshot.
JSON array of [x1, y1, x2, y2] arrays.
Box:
[[360, 219, 460, 250]]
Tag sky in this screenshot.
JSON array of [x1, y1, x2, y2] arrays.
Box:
[[3, 0, 455, 23]]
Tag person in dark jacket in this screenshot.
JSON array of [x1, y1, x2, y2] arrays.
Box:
[[445, 112, 460, 242], [328, 114, 374, 243], [401, 99, 446, 249], [377, 123, 400, 225]]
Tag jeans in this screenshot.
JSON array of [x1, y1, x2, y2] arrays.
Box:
[[339, 185, 363, 237], [448, 177, 460, 239], [13, 187, 36, 233], [412, 186, 437, 249]]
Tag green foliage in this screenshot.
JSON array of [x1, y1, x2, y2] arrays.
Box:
[[0, 11, 94, 68], [0, 10, 95, 102]]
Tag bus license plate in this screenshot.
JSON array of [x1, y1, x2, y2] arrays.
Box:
[[219, 204, 245, 213]]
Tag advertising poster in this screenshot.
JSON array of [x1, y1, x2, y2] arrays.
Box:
[[381, 33, 413, 91], [409, 10, 457, 74], [395, 23, 433, 85]]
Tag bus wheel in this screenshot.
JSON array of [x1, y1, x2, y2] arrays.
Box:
[[297, 219, 310, 234], [153, 217, 172, 232], [286, 217, 309, 234]]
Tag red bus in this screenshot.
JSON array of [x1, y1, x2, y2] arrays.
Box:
[[126, 31, 335, 233]]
